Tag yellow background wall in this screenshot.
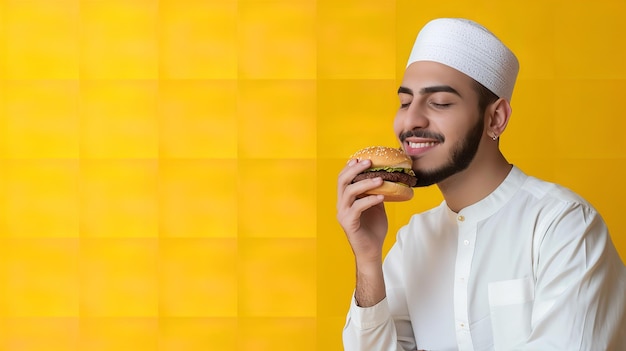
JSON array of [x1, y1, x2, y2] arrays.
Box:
[[0, 0, 624, 350]]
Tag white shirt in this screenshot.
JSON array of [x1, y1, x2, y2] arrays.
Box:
[[343, 166, 626, 351]]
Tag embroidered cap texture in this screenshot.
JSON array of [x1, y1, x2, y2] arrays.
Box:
[[407, 18, 519, 101]]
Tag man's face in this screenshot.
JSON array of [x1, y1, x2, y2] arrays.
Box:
[[393, 61, 487, 187]]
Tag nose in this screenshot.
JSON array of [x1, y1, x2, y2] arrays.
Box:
[[399, 104, 429, 132]]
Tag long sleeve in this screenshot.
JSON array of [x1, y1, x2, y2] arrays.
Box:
[[343, 232, 417, 351], [342, 296, 408, 351]]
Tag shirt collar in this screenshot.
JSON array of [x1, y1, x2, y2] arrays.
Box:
[[444, 166, 527, 224]]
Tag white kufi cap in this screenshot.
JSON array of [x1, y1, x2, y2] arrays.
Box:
[[407, 18, 519, 101]]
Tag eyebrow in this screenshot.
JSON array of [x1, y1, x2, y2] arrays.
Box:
[[397, 85, 462, 98]]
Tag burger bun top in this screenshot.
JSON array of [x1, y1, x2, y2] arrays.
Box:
[[350, 146, 412, 170]]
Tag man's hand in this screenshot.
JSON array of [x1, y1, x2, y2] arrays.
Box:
[[337, 158, 389, 263], [337, 158, 389, 307]]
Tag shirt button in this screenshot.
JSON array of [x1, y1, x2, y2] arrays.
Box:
[[460, 322, 465, 328], [457, 215, 465, 222], [463, 240, 470, 246]]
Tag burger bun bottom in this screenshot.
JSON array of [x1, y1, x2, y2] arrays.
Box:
[[364, 181, 414, 202]]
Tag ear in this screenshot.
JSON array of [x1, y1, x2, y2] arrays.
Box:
[[486, 98, 512, 139]]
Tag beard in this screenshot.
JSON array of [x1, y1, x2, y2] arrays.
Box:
[[412, 116, 484, 187]]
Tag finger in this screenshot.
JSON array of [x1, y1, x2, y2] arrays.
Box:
[[337, 191, 384, 229], [337, 176, 383, 212], [351, 193, 385, 215], [347, 176, 384, 199], [338, 158, 371, 187], [337, 158, 372, 195], [338, 193, 385, 233]]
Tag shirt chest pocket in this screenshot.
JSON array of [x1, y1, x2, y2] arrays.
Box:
[[487, 277, 534, 350]]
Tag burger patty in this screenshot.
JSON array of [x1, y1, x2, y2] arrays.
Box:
[[353, 171, 418, 187]]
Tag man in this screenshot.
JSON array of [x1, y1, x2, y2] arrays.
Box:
[[337, 18, 626, 350]]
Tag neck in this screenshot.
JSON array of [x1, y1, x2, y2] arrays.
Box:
[[437, 150, 512, 213]]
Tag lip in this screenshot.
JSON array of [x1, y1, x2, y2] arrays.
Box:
[[403, 137, 440, 156]]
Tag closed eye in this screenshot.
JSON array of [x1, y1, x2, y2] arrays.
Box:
[[430, 102, 452, 109], [399, 94, 412, 109]]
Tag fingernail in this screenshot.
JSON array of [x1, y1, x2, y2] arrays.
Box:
[[347, 159, 357, 166]]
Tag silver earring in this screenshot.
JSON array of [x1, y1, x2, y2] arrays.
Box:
[[491, 134, 498, 141]]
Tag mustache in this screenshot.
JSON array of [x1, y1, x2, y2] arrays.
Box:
[[399, 129, 445, 143]]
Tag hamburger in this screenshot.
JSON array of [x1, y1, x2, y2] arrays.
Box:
[[350, 146, 418, 202]]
